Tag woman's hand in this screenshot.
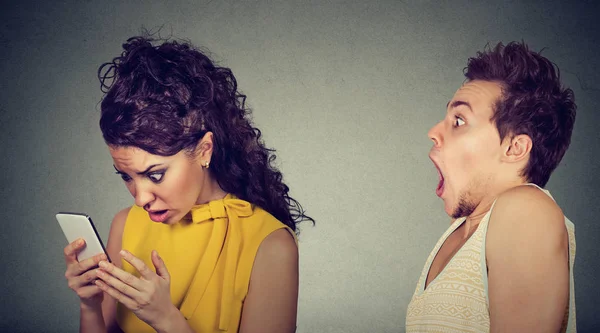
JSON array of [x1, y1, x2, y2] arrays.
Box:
[[94, 249, 177, 330], [63, 238, 108, 309]]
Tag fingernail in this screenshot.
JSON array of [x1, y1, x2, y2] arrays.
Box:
[[120, 250, 127, 256], [77, 239, 84, 245], [99, 261, 108, 268]]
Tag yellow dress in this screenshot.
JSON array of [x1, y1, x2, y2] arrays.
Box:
[[116, 194, 295, 332]]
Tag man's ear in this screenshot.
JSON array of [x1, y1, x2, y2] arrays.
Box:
[[502, 134, 532, 163]]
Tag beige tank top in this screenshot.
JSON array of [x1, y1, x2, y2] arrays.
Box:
[[406, 184, 576, 332]]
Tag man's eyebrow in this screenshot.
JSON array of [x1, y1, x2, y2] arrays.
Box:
[[113, 164, 164, 175], [446, 100, 473, 113]]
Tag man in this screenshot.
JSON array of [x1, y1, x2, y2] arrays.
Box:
[[406, 42, 577, 333]]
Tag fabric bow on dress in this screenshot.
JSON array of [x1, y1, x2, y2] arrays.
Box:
[[179, 196, 253, 331]]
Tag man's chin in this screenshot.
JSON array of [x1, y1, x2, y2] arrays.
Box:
[[443, 201, 463, 220], [442, 199, 454, 216]]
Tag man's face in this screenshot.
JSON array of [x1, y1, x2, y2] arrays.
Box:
[[427, 80, 504, 218]]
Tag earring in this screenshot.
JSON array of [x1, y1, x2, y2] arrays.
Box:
[[204, 161, 210, 169]]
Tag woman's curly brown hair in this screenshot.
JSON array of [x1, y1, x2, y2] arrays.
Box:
[[98, 35, 314, 232]]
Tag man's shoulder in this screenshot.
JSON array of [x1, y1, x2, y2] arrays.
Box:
[[487, 184, 566, 249], [493, 184, 563, 223]]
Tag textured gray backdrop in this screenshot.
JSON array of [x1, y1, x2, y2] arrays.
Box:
[[1, 1, 598, 332]]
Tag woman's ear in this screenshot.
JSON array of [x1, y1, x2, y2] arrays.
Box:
[[502, 134, 532, 163], [194, 132, 214, 166]]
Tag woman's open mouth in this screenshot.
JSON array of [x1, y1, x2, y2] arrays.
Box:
[[148, 209, 169, 223]]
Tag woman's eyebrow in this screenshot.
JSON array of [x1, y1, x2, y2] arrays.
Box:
[[113, 164, 164, 175]]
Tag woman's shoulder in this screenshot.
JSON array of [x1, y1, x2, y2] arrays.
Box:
[[240, 205, 296, 244], [105, 206, 133, 268], [245, 205, 287, 229], [115, 205, 149, 225], [113, 206, 133, 223], [106, 206, 132, 233], [109, 205, 144, 239]]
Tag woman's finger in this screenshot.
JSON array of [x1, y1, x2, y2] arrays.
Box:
[[63, 238, 85, 265], [97, 262, 144, 295], [70, 267, 103, 290], [65, 252, 107, 278], [120, 250, 155, 280], [151, 250, 170, 281], [95, 280, 137, 310], [75, 284, 103, 299]]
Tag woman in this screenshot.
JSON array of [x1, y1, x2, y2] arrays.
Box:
[[62, 35, 313, 333]]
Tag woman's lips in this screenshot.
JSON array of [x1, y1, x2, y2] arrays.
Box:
[[148, 210, 169, 223]]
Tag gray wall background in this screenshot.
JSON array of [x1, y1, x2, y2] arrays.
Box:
[[1, 1, 598, 332]]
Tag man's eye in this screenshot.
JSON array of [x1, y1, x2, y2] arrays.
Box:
[[454, 116, 465, 127]]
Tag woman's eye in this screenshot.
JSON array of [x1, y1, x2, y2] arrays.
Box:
[[117, 173, 132, 182], [149, 173, 164, 183], [454, 116, 465, 127]]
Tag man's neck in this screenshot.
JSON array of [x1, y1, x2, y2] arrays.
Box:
[[459, 178, 528, 239]]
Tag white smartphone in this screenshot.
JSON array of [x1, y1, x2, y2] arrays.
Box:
[[56, 212, 111, 262]]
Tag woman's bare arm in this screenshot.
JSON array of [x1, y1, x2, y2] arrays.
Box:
[[239, 229, 299, 333], [102, 207, 130, 333]]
